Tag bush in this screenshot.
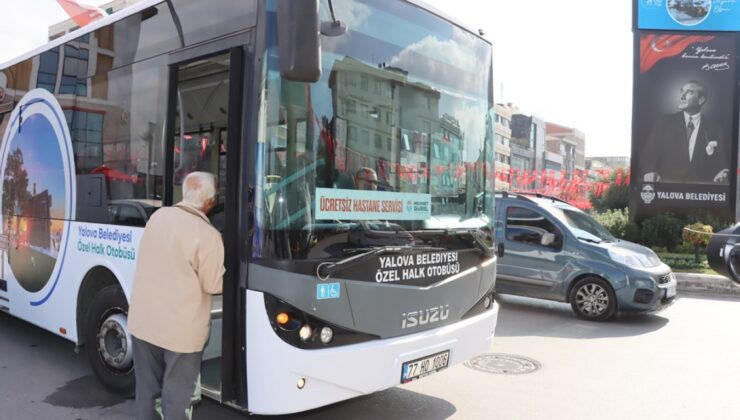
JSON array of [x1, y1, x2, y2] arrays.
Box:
[[657, 252, 709, 272], [591, 208, 628, 237], [640, 213, 684, 251], [589, 170, 629, 212], [590, 208, 641, 242], [682, 222, 713, 262], [636, 211, 731, 251]]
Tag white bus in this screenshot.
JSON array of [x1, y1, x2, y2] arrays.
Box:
[[0, 0, 497, 414]]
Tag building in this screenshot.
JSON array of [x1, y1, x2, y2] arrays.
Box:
[[546, 122, 586, 179], [543, 147, 564, 173], [508, 105, 546, 189], [585, 158, 610, 182], [25, 186, 52, 250], [493, 103, 511, 191], [587, 156, 631, 171]]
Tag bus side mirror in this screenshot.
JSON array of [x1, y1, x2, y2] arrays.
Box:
[[277, 0, 322, 82]]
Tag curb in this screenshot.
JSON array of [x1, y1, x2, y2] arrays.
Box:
[[674, 272, 740, 298]]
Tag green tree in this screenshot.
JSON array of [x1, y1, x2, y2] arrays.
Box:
[[682, 222, 713, 262], [588, 169, 629, 211], [2, 148, 30, 224]]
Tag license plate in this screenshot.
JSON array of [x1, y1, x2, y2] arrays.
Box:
[[665, 285, 677, 298], [401, 350, 450, 384]]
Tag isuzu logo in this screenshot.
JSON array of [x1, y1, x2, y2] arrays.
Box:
[[401, 305, 450, 329]]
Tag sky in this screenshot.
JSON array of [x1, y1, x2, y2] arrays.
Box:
[[0, 0, 635, 158], [423, 0, 634, 158]]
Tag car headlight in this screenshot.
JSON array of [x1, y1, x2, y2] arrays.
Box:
[[608, 247, 660, 268]]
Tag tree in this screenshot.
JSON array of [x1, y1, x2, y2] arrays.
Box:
[[682, 222, 713, 262], [588, 168, 630, 212], [2, 148, 30, 224]]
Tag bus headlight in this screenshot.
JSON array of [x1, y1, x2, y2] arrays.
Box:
[[299, 325, 313, 341], [320, 327, 334, 344]]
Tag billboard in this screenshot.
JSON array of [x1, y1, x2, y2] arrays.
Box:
[[637, 0, 740, 32], [631, 32, 736, 217]]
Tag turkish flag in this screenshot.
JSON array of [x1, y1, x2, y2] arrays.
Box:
[[640, 34, 714, 73], [57, 0, 107, 27]]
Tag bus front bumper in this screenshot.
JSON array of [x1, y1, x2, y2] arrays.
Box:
[[245, 289, 498, 415]]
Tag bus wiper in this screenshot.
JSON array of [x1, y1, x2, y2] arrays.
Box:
[[316, 245, 444, 281], [404, 228, 494, 257], [452, 229, 493, 257]]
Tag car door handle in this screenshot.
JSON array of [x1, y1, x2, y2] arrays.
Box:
[[497, 243, 505, 258]]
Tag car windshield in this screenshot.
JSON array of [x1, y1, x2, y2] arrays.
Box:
[[550, 207, 615, 243], [253, 0, 494, 259]]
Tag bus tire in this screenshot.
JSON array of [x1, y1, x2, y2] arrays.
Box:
[[84, 285, 135, 395]]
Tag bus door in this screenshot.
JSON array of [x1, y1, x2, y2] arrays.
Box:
[[164, 35, 247, 403]]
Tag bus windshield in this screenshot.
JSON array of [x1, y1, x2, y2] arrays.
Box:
[[255, 0, 494, 260]]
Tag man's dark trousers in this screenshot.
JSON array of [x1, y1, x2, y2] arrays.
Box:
[[132, 336, 202, 420]]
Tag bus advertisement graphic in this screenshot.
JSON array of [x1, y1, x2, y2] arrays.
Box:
[[0, 89, 76, 300]]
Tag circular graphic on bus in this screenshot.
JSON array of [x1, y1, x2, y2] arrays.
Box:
[[0, 89, 75, 295], [667, 0, 711, 26]]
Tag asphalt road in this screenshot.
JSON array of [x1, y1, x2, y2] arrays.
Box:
[[1, 293, 739, 419]]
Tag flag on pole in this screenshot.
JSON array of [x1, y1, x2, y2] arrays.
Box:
[[57, 0, 108, 27]]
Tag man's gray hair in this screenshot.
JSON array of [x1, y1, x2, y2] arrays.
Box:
[[182, 172, 217, 208]]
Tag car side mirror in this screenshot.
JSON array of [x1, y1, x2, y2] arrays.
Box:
[[540, 232, 556, 247]]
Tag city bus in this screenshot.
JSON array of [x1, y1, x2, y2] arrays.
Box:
[[0, 0, 497, 414]]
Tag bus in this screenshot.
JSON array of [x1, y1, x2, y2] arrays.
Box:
[[0, 0, 497, 414]]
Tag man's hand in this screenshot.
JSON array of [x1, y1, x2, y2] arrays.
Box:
[[643, 172, 661, 182], [713, 168, 729, 183]]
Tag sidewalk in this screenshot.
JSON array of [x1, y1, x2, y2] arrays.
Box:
[[675, 272, 740, 298]]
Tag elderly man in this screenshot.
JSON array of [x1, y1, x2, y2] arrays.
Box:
[[128, 172, 224, 420]]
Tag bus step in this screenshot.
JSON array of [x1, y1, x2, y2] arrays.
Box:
[[211, 295, 223, 320], [201, 383, 222, 403]]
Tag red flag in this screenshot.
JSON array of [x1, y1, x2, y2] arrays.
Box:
[[640, 34, 714, 73], [57, 0, 107, 27]]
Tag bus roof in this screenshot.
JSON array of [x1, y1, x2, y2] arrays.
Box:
[[1, 0, 490, 70], [0, 0, 163, 70], [405, 0, 491, 45]]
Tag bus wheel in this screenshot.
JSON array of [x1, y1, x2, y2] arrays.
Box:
[[84, 285, 135, 394]]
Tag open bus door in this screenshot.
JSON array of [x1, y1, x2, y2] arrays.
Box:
[[163, 33, 248, 405]]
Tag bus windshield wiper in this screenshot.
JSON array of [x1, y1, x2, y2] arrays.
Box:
[[316, 245, 444, 280], [452, 229, 493, 258], [404, 228, 494, 258]]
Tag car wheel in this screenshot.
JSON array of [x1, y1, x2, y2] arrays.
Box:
[[569, 277, 616, 321], [84, 285, 135, 395]]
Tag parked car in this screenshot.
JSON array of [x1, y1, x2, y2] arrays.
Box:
[[494, 192, 676, 321], [108, 199, 161, 227]]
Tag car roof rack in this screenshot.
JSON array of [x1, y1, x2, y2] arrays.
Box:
[[495, 190, 536, 204], [530, 193, 570, 205], [495, 190, 570, 205]]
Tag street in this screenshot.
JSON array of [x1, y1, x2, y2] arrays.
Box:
[[1, 293, 739, 419]]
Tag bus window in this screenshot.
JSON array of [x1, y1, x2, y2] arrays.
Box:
[[171, 53, 230, 206]]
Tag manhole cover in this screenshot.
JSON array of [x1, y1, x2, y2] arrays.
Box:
[[464, 353, 540, 375]]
